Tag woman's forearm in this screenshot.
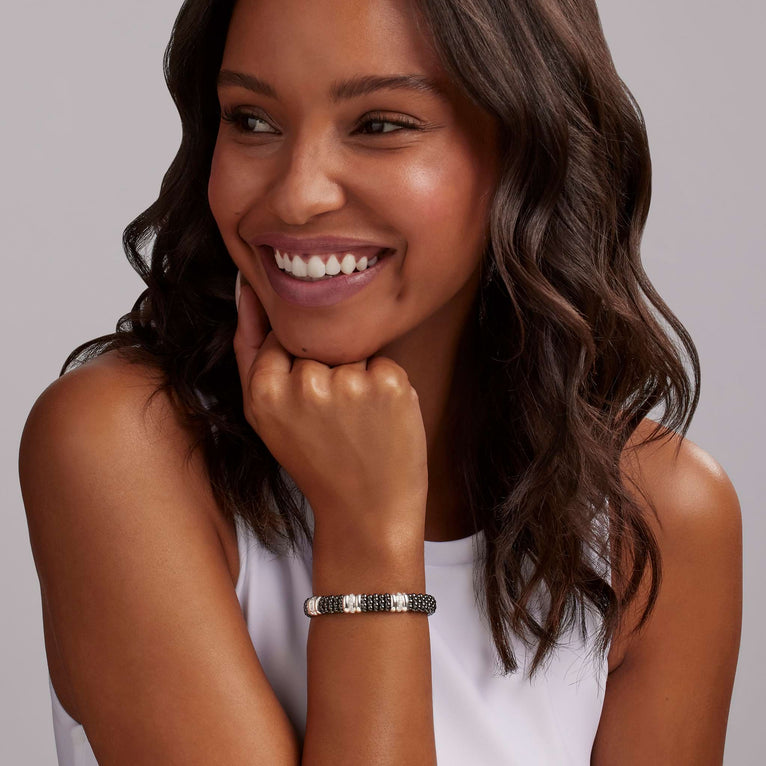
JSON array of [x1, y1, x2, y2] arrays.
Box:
[[302, 529, 437, 765]]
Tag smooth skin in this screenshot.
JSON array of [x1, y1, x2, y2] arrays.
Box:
[[19, 0, 741, 763]]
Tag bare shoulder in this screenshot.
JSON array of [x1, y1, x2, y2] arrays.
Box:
[[22, 350, 173, 466], [20, 350, 236, 581], [621, 416, 741, 532], [594, 418, 742, 764], [615, 417, 742, 593], [20, 350, 237, 568], [22, 349, 190, 468], [19, 351, 298, 763]]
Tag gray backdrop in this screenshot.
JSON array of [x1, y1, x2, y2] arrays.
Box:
[[2, 2, 762, 763]]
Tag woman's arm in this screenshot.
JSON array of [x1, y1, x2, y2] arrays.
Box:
[[233, 279, 437, 765], [303, 536, 435, 765], [19, 354, 301, 765], [592, 426, 742, 765]]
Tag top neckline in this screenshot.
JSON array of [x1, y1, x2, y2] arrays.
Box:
[[424, 530, 484, 566]]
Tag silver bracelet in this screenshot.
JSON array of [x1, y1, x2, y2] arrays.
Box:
[[303, 592, 436, 617]]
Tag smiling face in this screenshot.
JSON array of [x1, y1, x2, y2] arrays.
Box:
[[209, 0, 499, 365]]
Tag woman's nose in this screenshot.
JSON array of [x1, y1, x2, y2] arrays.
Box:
[[266, 134, 346, 226]]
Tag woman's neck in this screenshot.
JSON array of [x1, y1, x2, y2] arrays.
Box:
[[374, 278, 481, 542]]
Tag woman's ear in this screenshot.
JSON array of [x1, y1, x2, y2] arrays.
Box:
[[235, 270, 242, 311]]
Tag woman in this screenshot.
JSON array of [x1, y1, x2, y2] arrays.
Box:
[[19, 0, 742, 763]]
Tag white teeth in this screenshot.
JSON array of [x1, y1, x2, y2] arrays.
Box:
[[273, 248, 382, 280], [340, 254, 357, 275], [325, 254, 341, 275], [291, 255, 308, 278], [307, 255, 325, 279]]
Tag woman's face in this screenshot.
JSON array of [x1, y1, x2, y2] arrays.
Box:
[[209, 0, 499, 365]]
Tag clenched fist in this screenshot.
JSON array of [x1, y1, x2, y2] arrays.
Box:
[[233, 272, 429, 557]]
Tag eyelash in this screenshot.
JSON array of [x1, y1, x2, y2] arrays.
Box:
[[220, 107, 422, 136]]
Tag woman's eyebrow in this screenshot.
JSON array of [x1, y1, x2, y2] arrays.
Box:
[[216, 69, 449, 103]]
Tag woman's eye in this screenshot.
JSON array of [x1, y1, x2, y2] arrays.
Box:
[[221, 108, 277, 135], [220, 108, 422, 137], [356, 114, 421, 135]]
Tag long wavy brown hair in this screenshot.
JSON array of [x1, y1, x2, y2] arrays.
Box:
[[62, 0, 700, 677]]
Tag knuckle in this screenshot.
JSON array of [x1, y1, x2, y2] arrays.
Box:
[[370, 361, 410, 395], [379, 374, 408, 396], [250, 370, 282, 409], [332, 368, 366, 398], [296, 364, 328, 401]]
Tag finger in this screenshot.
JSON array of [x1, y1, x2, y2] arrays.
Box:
[[366, 355, 404, 376], [251, 331, 294, 377], [232, 273, 271, 382]]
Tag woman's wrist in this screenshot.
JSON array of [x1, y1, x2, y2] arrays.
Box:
[[311, 522, 426, 594]]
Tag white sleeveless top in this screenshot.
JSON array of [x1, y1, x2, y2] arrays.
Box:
[[48, 495, 610, 765]]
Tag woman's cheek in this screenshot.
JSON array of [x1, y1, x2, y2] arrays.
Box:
[[395, 157, 461, 232], [208, 145, 251, 238], [208, 147, 230, 231]]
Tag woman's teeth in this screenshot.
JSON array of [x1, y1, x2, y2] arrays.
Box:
[[274, 248, 380, 281]]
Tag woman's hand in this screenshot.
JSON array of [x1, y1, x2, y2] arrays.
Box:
[[232, 272, 429, 556]]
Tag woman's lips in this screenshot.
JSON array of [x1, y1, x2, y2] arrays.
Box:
[[258, 245, 394, 308]]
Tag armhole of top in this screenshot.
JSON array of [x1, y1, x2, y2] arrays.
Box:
[[592, 496, 612, 588], [233, 515, 250, 598], [603, 497, 613, 588], [598, 498, 613, 657]]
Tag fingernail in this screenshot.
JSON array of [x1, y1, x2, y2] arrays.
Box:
[[235, 270, 242, 311]]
